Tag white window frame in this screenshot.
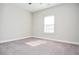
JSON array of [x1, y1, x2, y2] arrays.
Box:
[[44, 16, 55, 33]]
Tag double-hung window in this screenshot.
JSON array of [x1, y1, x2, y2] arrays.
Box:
[[44, 16, 54, 33]]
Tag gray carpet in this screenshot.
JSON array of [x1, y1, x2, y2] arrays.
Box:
[[0, 37, 79, 55]]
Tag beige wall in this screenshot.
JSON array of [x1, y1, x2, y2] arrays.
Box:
[[0, 4, 32, 42], [32, 4, 79, 43]]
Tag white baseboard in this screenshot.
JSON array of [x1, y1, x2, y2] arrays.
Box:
[[0, 36, 31, 44], [1, 36, 79, 46], [32, 36, 79, 45]]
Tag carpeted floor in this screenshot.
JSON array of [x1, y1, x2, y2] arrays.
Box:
[[0, 37, 79, 55]]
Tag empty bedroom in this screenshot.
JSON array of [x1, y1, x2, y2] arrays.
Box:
[[0, 3, 79, 55]]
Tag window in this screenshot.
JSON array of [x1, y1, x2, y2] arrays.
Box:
[[44, 16, 54, 33]]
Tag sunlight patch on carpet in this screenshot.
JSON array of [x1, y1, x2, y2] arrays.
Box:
[[25, 40, 47, 46]]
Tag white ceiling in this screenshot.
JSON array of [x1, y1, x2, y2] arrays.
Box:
[[14, 3, 62, 12]]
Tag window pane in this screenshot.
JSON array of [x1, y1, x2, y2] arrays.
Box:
[[44, 16, 54, 24], [44, 24, 54, 33]]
